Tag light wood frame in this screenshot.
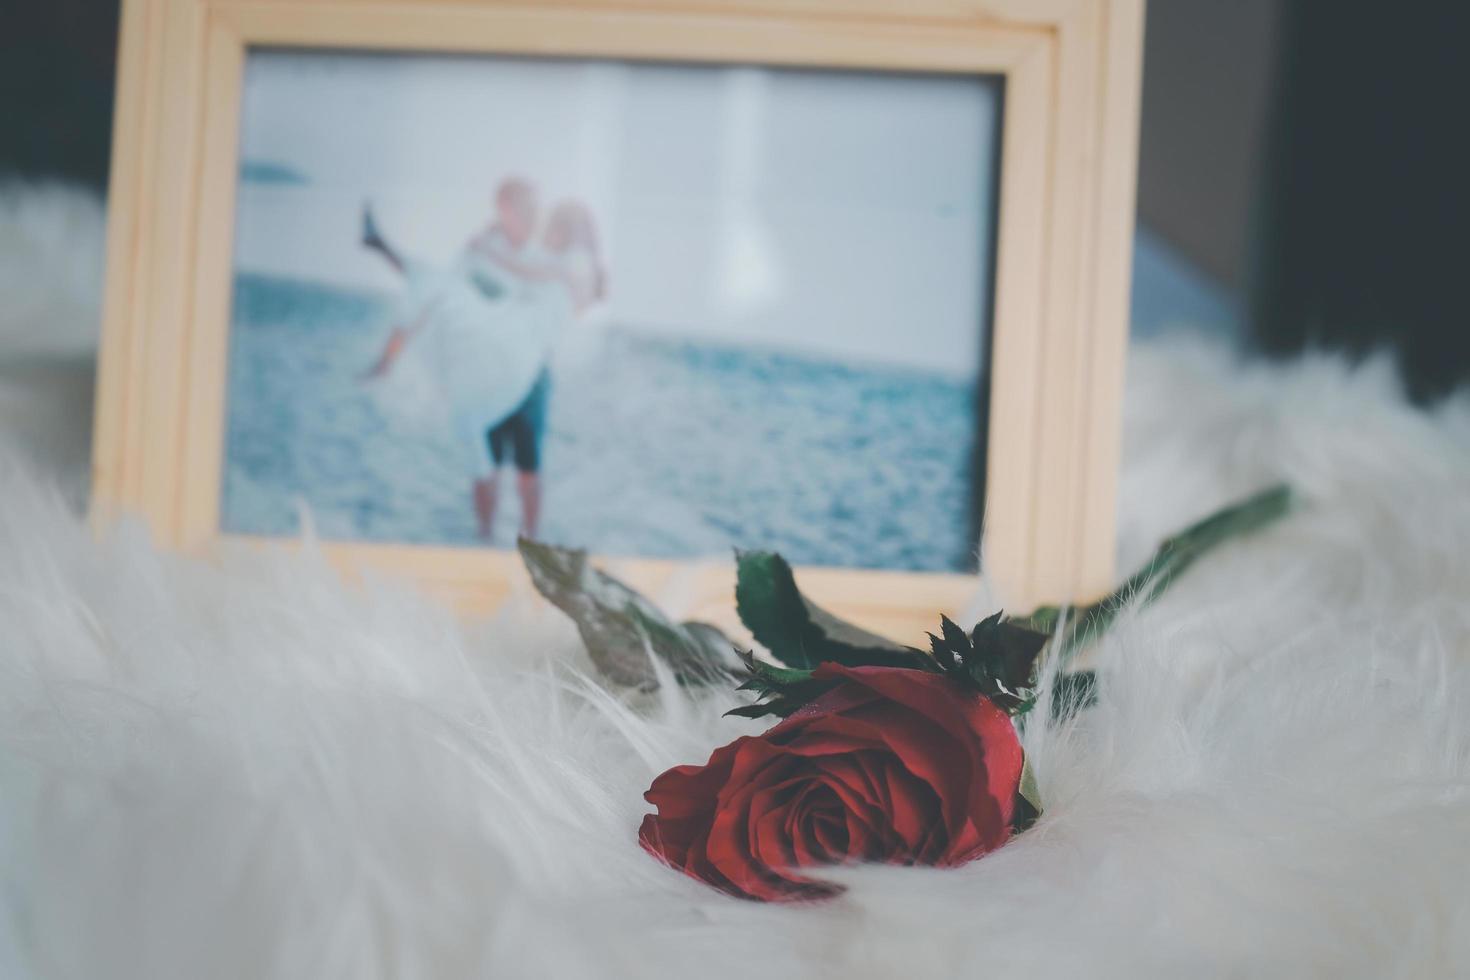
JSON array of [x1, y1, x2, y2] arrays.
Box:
[[92, 0, 1143, 640]]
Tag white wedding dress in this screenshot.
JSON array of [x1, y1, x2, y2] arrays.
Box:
[[395, 248, 585, 475]]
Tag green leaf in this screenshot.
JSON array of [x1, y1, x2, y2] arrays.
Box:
[[1010, 604, 1062, 635], [969, 614, 1050, 694], [940, 614, 970, 656], [734, 551, 929, 671], [726, 653, 836, 721], [724, 702, 797, 720], [518, 538, 738, 689], [1043, 483, 1294, 667], [925, 612, 1049, 714], [741, 656, 818, 688]]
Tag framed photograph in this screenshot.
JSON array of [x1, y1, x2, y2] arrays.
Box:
[[93, 0, 1143, 638]]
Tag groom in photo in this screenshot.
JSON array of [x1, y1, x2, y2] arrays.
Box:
[[361, 175, 551, 541], [465, 177, 552, 541]]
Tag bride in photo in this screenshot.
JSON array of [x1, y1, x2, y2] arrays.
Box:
[[360, 178, 606, 541]]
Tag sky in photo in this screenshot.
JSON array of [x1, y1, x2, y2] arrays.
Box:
[[233, 49, 1000, 376]]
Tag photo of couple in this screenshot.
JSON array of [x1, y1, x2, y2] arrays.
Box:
[[221, 50, 1000, 573], [358, 178, 603, 541]]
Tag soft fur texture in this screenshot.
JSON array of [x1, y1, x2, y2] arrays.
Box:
[[2, 183, 1468, 978]]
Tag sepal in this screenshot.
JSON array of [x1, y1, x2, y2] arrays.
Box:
[[925, 613, 1048, 714], [724, 653, 834, 720]]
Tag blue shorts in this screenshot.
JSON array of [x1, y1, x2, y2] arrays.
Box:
[[487, 369, 549, 472]]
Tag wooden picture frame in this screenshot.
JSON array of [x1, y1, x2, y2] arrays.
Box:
[[92, 0, 1143, 640]]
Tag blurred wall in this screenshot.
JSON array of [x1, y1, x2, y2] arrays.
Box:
[[0, 1, 119, 188], [2, 0, 1284, 304], [1249, 0, 1470, 401], [1135, 0, 1283, 294]]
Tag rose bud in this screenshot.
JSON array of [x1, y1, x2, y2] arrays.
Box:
[[638, 662, 1024, 902]]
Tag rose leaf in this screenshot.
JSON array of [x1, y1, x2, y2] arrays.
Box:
[[926, 612, 1049, 711], [727, 654, 836, 720], [734, 550, 929, 671], [519, 537, 738, 690], [1013, 756, 1043, 833], [970, 613, 1050, 693]]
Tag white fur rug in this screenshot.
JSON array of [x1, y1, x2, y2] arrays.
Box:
[[3, 183, 1469, 978]]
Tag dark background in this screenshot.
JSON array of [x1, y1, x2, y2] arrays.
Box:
[[3, 0, 1467, 399], [1248, 0, 1469, 401], [1, 1, 120, 190]]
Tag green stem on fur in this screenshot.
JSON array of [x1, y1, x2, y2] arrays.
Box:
[[1033, 483, 1293, 666]]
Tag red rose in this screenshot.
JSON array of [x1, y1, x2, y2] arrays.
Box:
[[638, 663, 1024, 902]]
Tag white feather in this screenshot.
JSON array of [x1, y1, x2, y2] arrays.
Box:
[[2, 183, 1468, 978]]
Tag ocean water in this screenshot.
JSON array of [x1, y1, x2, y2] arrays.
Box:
[[222, 274, 982, 572]]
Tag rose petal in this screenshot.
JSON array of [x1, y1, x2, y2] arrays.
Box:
[[808, 664, 993, 742], [639, 666, 1025, 901], [643, 736, 747, 818], [811, 808, 851, 859], [745, 773, 810, 872], [795, 785, 847, 863], [810, 755, 898, 859], [641, 738, 756, 892], [797, 705, 972, 847], [642, 737, 802, 899], [813, 664, 1024, 830], [785, 782, 831, 867], [750, 789, 801, 871], [711, 737, 790, 813], [639, 812, 742, 897], [872, 757, 940, 855], [705, 778, 782, 890], [810, 666, 1024, 860], [770, 681, 884, 733]]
